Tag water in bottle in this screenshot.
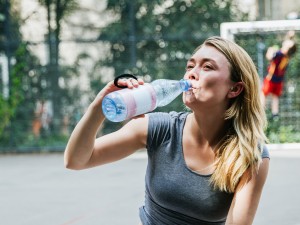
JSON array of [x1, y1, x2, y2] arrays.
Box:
[[102, 79, 191, 122]]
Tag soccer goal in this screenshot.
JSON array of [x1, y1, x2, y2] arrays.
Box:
[[220, 19, 300, 134], [221, 19, 300, 80], [220, 19, 300, 41]]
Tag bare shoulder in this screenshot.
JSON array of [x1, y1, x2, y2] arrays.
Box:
[[98, 114, 149, 149], [237, 158, 270, 195], [249, 158, 269, 188], [226, 158, 269, 225], [119, 114, 149, 145]]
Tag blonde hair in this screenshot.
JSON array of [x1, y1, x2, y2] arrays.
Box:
[[199, 36, 268, 193]]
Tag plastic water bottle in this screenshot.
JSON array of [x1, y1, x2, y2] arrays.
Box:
[[102, 79, 191, 122]]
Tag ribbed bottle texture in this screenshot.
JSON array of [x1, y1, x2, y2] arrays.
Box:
[[102, 79, 191, 122]]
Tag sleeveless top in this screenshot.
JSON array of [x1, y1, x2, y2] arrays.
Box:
[[139, 111, 270, 225]]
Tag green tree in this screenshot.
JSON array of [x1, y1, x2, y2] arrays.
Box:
[[0, 44, 43, 147], [98, 0, 243, 77], [0, 0, 24, 138], [38, 0, 78, 133], [0, 0, 78, 148]]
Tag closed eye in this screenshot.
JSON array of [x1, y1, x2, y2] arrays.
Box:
[[203, 63, 214, 70], [186, 64, 194, 71]]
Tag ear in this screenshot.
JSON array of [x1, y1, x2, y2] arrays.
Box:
[[228, 82, 244, 98]]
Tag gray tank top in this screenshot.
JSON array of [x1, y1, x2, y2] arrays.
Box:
[[139, 111, 269, 225]]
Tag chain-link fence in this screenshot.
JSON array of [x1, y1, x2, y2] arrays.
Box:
[[1, 32, 300, 152], [235, 32, 300, 142]]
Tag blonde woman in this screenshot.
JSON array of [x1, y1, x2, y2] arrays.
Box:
[[64, 36, 270, 225]]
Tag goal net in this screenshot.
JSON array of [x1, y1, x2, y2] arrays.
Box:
[[220, 19, 300, 134]]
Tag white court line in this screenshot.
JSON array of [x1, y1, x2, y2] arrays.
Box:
[[268, 143, 300, 158], [267, 143, 300, 151], [269, 149, 300, 158]]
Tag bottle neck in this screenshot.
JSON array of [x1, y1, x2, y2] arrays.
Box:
[[180, 79, 191, 91]]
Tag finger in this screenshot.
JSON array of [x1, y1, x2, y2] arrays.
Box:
[[116, 78, 128, 88], [114, 74, 138, 88], [104, 80, 120, 93], [137, 78, 145, 85], [126, 78, 136, 89], [131, 78, 140, 88]]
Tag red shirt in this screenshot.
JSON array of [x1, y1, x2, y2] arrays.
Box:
[[266, 51, 289, 83]]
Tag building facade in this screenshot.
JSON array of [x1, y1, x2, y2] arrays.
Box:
[[256, 0, 300, 20]]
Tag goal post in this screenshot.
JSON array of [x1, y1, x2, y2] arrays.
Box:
[[221, 19, 300, 77], [220, 19, 300, 41]]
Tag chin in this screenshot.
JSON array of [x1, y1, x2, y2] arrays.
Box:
[[183, 93, 194, 103], [183, 98, 193, 108]]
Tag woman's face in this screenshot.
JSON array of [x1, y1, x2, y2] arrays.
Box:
[[183, 44, 234, 110]]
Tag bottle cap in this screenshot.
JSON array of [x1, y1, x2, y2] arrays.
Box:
[[180, 79, 191, 91]]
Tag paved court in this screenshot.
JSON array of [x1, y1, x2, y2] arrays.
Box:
[[0, 145, 300, 225]]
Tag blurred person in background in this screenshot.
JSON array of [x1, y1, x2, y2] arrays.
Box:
[[261, 31, 297, 119], [32, 99, 44, 138], [32, 99, 53, 137], [64, 36, 270, 225]]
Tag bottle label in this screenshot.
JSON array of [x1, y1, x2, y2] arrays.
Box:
[[118, 84, 157, 119]]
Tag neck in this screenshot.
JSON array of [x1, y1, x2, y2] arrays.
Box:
[[188, 111, 227, 148]]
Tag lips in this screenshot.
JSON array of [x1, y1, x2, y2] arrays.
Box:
[[191, 87, 200, 92], [186, 87, 198, 93], [185, 83, 200, 95], [189, 82, 200, 90]]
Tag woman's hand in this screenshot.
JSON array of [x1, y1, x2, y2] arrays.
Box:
[[64, 76, 145, 169], [92, 77, 145, 108]]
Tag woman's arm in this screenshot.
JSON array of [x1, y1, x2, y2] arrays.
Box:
[[225, 158, 270, 225], [64, 79, 147, 170]]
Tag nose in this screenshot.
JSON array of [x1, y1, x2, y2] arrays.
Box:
[[186, 67, 199, 81], [188, 73, 197, 80]]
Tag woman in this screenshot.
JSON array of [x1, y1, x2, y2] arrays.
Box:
[[64, 36, 270, 225]]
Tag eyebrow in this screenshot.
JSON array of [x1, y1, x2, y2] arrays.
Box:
[[187, 57, 218, 65]]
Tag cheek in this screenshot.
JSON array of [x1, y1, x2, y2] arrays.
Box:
[[200, 75, 218, 88], [183, 72, 189, 80], [200, 77, 230, 100], [203, 74, 230, 89], [182, 90, 196, 105]]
